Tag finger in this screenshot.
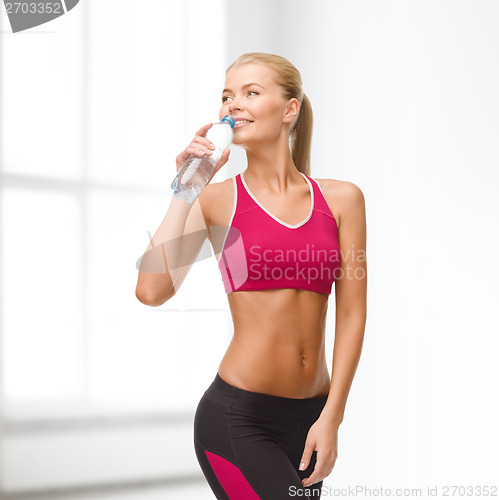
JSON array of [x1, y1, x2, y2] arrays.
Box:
[[176, 147, 206, 171], [212, 148, 230, 177], [191, 137, 215, 149], [185, 144, 213, 158], [218, 147, 230, 164], [190, 139, 215, 156], [215, 148, 230, 169], [177, 144, 204, 162], [195, 122, 213, 137], [302, 462, 323, 488], [303, 465, 334, 488], [198, 137, 216, 151], [302, 453, 326, 486], [302, 453, 337, 487], [299, 441, 315, 472]]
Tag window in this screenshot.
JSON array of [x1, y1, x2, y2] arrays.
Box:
[[1, 0, 230, 419]]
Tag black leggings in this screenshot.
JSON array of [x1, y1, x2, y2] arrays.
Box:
[[193, 372, 328, 499]]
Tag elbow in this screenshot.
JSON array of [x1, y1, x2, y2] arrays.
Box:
[[135, 287, 174, 307]]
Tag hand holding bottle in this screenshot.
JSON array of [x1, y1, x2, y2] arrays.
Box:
[[171, 116, 235, 203], [175, 122, 230, 178]]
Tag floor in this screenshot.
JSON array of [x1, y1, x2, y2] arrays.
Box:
[[2, 479, 214, 500]]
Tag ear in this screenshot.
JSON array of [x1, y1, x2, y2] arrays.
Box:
[[283, 97, 300, 124]]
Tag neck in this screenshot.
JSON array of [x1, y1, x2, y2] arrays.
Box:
[[243, 137, 303, 191]]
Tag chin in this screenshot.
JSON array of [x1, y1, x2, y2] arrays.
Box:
[[233, 134, 260, 146]]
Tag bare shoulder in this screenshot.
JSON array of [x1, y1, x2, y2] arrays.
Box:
[[197, 176, 234, 228], [313, 178, 365, 229]]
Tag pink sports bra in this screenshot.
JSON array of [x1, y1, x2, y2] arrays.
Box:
[[217, 171, 341, 295]]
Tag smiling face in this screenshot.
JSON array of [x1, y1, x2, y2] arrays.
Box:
[[220, 62, 299, 148]]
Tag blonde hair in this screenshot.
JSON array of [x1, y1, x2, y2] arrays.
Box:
[[225, 52, 313, 176]]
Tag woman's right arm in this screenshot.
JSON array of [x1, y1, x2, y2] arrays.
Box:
[[135, 123, 230, 307]]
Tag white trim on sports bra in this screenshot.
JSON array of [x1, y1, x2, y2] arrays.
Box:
[[240, 171, 314, 229], [216, 176, 238, 265]]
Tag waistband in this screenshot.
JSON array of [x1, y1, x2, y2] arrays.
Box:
[[203, 372, 329, 421]]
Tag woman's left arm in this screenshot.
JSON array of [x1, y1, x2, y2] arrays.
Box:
[[300, 180, 367, 487]]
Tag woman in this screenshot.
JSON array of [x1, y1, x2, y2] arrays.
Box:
[[136, 52, 367, 499]]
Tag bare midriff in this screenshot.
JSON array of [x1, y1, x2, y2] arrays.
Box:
[[218, 288, 331, 399]]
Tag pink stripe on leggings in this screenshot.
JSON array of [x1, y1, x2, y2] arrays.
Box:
[[205, 449, 261, 499]]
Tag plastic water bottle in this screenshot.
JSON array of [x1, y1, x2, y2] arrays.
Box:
[[171, 115, 235, 203]]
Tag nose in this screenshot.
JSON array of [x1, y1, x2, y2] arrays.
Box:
[[228, 96, 243, 114]]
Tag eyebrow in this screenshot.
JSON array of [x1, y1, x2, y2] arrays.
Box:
[[222, 83, 265, 93]]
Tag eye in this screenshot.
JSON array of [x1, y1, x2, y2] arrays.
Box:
[[222, 90, 259, 103]]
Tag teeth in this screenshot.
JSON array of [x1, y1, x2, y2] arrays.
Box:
[[235, 120, 251, 125]]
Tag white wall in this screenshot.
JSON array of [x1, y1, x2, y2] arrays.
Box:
[[1, 0, 498, 494], [225, 0, 499, 491]]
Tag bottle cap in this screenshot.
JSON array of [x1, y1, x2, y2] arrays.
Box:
[[221, 115, 235, 129]]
